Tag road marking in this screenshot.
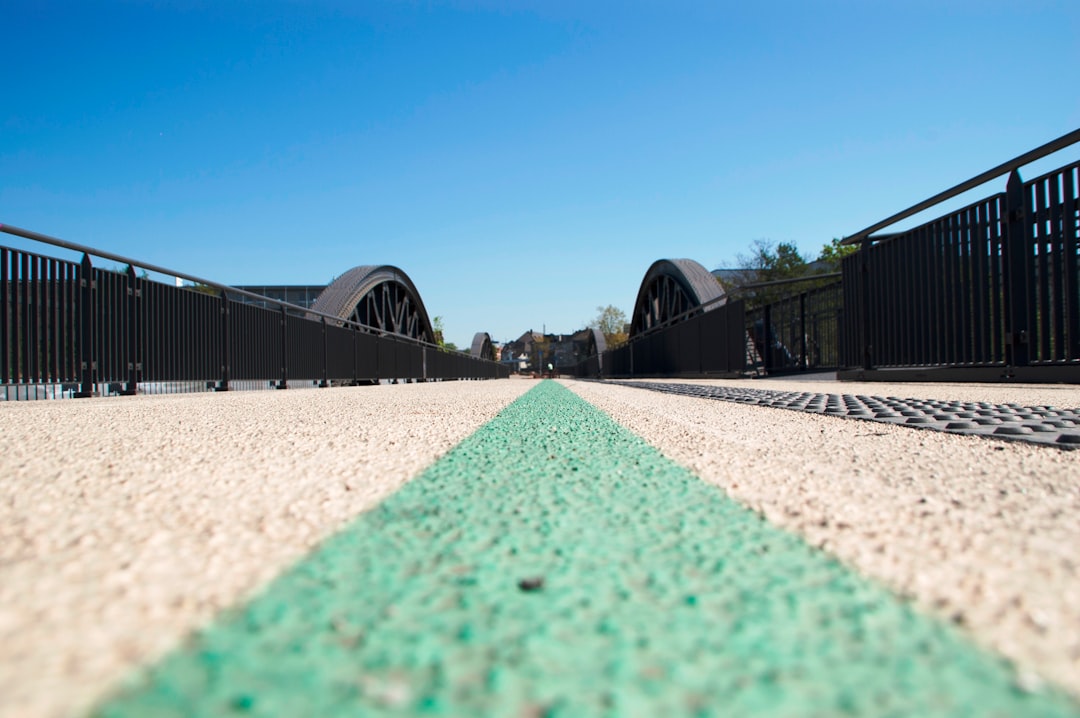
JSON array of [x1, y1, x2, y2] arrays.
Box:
[[94, 381, 1079, 716]]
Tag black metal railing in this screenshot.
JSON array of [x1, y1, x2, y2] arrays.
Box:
[[840, 152, 1080, 382], [564, 298, 747, 379], [1, 225, 508, 399], [746, 279, 843, 375]]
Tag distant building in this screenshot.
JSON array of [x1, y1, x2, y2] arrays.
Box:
[[502, 328, 602, 372]]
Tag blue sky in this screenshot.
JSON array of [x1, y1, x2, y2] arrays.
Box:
[[3, 1, 1079, 348]]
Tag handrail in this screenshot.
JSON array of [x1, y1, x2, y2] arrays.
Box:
[[621, 272, 842, 347], [841, 127, 1080, 245], [0, 222, 474, 357], [732, 271, 841, 292]]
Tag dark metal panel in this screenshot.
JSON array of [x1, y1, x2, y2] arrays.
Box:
[[20, 251, 31, 383], [1035, 178, 1052, 361], [989, 197, 1006, 364], [324, 323, 355, 382], [355, 330, 378, 380], [377, 334, 396, 380], [1, 248, 8, 384], [1048, 173, 1067, 361], [971, 202, 989, 364], [959, 205, 973, 364], [1065, 166, 1080, 360], [285, 313, 324, 382]]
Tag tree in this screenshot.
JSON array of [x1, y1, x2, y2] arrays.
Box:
[[817, 237, 858, 271], [432, 316, 446, 347], [726, 240, 809, 308], [740, 239, 808, 282], [590, 305, 628, 348]]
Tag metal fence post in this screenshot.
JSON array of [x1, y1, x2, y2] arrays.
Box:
[[277, 305, 289, 389], [799, 291, 807, 371], [762, 304, 773, 374], [122, 266, 141, 395], [75, 254, 96, 397], [860, 238, 873, 371], [320, 316, 329, 388], [1003, 169, 1030, 368], [215, 289, 230, 391]]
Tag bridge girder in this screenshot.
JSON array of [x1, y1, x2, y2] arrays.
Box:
[[309, 265, 436, 344], [470, 332, 495, 361], [629, 258, 726, 337]]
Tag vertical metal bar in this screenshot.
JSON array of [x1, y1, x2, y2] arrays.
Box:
[[875, 242, 888, 365], [798, 291, 807, 370], [921, 226, 933, 366], [762, 303, 773, 374], [76, 254, 95, 396], [1024, 181, 1040, 364], [320, 316, 329, 387], [278, 305, 289, 388], [1004, 170, 1030, 367], [959, 206, 972, 363], [861, 238, 874, 370], [216, 289, 230, 391], [58, 260, 69, 382], [917, 227, 930, 364], [123, 266, 139, 394], [46, 259, 56, 383], [989, 197, 1004, 363], [1064, 166, 1080, 360], [946, 215, 961, 365], [19, 251, 30, 383], [0, 248, 8, 385], [895, 237, 907, 366], [934, 219, 945, 365], [972, 202, 988, 363], [351, 326, 358, 385], [888, 238, 902, 366], [1035, 178, 1052, 362], [30, 254, 42, 383], [1049, 172, 1066, 361]]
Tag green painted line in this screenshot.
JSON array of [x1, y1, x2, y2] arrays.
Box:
[[95, 381, 1079, 717]]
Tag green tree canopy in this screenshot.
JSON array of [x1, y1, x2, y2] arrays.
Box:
[[817, 237, 858, 270], [590, 305, 628, 348]]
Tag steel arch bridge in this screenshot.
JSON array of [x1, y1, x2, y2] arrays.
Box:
[[470, 332, 495, 361], [309, 265, 436, 344], [629, 258, 727, 336]]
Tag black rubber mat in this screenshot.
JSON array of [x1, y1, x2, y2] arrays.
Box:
[[607, 381, 1080, 450]]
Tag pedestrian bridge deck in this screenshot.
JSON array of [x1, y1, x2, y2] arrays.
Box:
[[2, 377, 1079, 716]]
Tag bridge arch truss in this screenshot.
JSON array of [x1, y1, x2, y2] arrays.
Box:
[[309, 265, 436, 344], [629, 258, 726, 336]]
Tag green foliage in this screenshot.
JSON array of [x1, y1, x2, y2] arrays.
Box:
[[187, 283, 221, 296], [742, 239, 808, 282], [722, 239, 843, 309], [590, 305, 628, 348], [727, 240, 806, 308], [432, 316, 446, 347], [818, 237, 857, 270]]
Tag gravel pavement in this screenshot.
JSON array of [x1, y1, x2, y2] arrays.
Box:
[[3, 375, 1079, 716], [0, 380, 532, 718], [565, 377, 1080, 698]]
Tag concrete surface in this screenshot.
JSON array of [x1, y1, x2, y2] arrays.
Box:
[[567, 377, 1080, 699], [2, 375, 1079, 716], [91, 381, 1080, 717], [0, 380, 532, 718]]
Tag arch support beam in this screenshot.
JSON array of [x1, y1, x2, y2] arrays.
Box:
[[629, 259, 726, 337], [310, 265, 436, 343]]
